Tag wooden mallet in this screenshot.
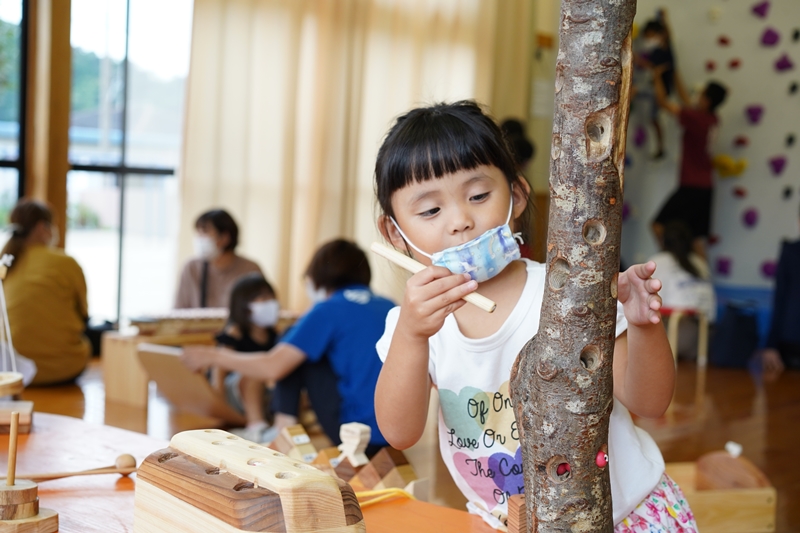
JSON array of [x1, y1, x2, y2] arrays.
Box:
[[370, 242, 497, 313], [0, 454, 137, 483]]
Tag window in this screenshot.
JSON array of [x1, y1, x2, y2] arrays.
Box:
[[0, 0, 27, 224], [68, 0, 192, 322]]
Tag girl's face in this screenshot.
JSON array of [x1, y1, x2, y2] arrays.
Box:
[[383, 165, 527, 265]]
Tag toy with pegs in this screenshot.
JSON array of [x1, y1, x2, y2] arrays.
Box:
[[134, 429, 365, 532], [270, 424, 318, 463], [0, 412, 58, 532]]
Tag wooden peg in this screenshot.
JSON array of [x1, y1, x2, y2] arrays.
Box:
[[370, 242, 497, 313], [7, 412, 18, 486]]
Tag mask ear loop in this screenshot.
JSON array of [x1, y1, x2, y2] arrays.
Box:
[[389, 218, 433, 259], [507, 192, 525, 245]]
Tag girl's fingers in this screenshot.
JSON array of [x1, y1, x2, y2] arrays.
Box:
[[408, 265, 464, 286]]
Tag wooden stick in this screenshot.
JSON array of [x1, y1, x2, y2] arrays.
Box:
[[7, 411, 18, 486], [1, 466, 137, 483], [370, 242, 496, 313]]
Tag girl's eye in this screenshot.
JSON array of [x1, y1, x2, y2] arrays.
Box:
[[418, 207, 440, 217], [470, 192, 490, 202]]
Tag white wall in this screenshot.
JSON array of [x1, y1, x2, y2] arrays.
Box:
[[622, 0, 800, 289]]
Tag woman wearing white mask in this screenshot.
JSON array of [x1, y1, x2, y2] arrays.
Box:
[[174, 209, 263, 309], [2, 199, 90, 385], [215, 273, 281, 442]]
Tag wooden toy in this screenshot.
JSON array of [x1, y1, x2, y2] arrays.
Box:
[[507, 494, 526, 533], [370, 242, 496, 313], [332, 457, 361, 483], [134, 429, 365, 532], [0, 412, 58, 532], [348, 448, 417, 493], [1, 453, 137, 483], [666, 451, 776, 533], [136, 344, 246, 426], [337, 423, 370, 468], [270, 424, 318, 463], [0, 402, 32, 435]]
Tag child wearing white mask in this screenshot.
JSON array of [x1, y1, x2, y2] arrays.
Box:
[[175, 209, 263, 309], [216, 273, 281, 442]]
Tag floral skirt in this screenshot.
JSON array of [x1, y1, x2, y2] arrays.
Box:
[[615, 473, 698, 533]]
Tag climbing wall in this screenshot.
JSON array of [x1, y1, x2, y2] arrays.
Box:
[[621, 0, 800, 291]]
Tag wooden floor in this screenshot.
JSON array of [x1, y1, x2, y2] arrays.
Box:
[[18, 359, 800, 532]]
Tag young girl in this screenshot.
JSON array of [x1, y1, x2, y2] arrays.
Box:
[[216, 273, 280, 442], [373, 101, 696, 532]]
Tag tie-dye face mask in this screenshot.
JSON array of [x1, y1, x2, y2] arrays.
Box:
[[391, 198, 521, 283]]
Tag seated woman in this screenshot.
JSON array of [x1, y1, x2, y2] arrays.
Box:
[[175, 209, 262, 309], [182, 239, 394, 454], [648, 220, 716, 358], [3, 200, 90, 385], [216, 273, 280, 442]]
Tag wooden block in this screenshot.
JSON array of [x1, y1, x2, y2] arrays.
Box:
[[696, 451, 771, 490], [338, 423, 370, 467], [134, 429, 365, 532], [350, 462, 381, 491], [0, 507, 58, 533], [313, 447, 344, 468], [374, 465, 417, 491], [403, 478, 429, 502], [507, 494, 526, 533], [0, 402, 33, 425], [666, 462, 776, 533], [0, 481, 38, 505], [271, 424, 318, 463], [0, 500, 39, 520], [333, 457, 361, 482]]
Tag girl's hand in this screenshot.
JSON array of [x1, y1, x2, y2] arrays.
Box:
[[617, 261, 663, 326], [398, 267, 477, 340], [181, 345, 220, 372]]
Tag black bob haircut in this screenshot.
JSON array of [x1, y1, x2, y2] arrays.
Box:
[[227, 273, 276, 330], [375, 100, 521, 220], [305, 239, 371, 292], [704, 82, 728, 112], [195, 209, 239, 252]]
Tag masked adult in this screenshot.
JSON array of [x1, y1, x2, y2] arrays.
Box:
[[174, 209, 263, 309], [2, 199, 90, 385]]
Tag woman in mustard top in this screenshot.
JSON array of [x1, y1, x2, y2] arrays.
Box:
[[2, 200, 90, 385]]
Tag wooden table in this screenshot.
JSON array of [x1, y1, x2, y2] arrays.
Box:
[[0, 413, 494, 532]]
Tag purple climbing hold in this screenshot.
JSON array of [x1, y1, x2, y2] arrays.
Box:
[[743, 208, 759, 228], [622, 203, 631, 222], [716, 257, 732, 276], [634, 126, 647, 148], [761, 27, 780, 46], [761, 260, 777, 278], [745, 105, 764, 124], [752, 1, 770, 18], [769, 156, 787, 176], [775, 54, 794, 72]]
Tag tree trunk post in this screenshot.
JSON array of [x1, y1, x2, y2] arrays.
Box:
[[509, 0, 636, 532]]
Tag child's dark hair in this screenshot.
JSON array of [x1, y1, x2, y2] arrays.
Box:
[[228, 273, 276, 330], [643, 20, 665, 36], [375, 100, 531, 242], [663, 221, 700, 278], [306, 239, 371, 292], [704, 82, 727, 112], [195, 209, 239, 252]]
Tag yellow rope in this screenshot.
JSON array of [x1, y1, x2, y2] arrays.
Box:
[[355, 488, 416, 508]]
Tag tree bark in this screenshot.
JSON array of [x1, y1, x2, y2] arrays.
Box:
[[509, 1, 636, 532]]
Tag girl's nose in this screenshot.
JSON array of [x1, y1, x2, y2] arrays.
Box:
[[449, 207, 474, 234]]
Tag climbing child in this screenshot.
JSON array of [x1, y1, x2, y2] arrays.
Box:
[[373, 101, 696, 532], [216, 273, 280, 442]]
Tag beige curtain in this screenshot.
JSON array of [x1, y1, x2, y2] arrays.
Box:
[[179, 0, 533, 310]]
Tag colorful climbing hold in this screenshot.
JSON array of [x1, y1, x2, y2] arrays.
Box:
[[716, 257, 732, 276], [783, 186, 793, 200], [733, 186, 747, 198], [706, 60, 717, 72], [775, 54, 794, 72], [622, 203, 631, 222], [745, 105, 764, 124], [794, 29, 800, 42], [751, 1, 770, 18], [729, 58, 742, 70], [769, 156, 787, 176], [788, 134, 796, 148], [761, 27, 780, 46], [734, 136, 749, 148], [708, 234, 720, 246], [634, 126, 647, 148], [556, 463, 571, 476], [718, 35, 731, 46], [791, 82, 799, 95], [743, 208, 759, 228], [761, 260, 777, 278], [713, 154, 748, 177]]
